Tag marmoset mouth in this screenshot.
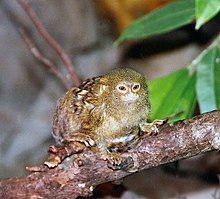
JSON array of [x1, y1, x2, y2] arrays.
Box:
[[121, 93, 138, 102]]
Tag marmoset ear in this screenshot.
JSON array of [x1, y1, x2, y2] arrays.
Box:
[[99, 78, 109, 94]]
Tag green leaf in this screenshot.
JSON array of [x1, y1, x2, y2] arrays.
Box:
[[196, 46, 220, 113], [195, 0, 220, 30], [215, 52, 220, 107], [115, 0, 195, 45], [148, 68, 196, 122]]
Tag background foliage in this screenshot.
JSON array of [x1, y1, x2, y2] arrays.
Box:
[[116, 0, 220, 121]]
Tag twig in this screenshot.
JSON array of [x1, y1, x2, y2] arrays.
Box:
[[20, 27, 70, 90], [0, 110, 220, 198], [17, 0, 80, 87]]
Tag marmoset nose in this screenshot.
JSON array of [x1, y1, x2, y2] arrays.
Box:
[[121, 92, 138, 102]]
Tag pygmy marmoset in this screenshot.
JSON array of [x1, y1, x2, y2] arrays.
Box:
[[52, 68, 155, 167]]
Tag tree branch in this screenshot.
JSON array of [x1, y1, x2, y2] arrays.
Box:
[[0, 110, 220, 198], [19, 27, 70, 90], [17, 0, 80, 87]]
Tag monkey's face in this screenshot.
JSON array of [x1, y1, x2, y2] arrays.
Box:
[[115, 82, 140, 103], [100, 68, 149, 108]]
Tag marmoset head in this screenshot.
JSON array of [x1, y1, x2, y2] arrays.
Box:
[[101, 68, 148, 106]]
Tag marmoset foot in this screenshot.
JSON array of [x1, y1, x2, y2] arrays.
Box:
[[140, 119, 166, 135]]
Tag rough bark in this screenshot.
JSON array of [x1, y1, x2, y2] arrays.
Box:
[[0, 110, 220, 199]]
